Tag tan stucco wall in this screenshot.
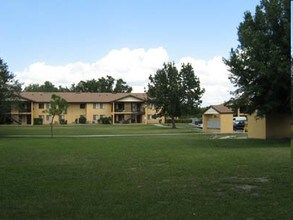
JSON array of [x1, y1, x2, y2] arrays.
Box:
[[86, 103, 112, 123], [248, 113, 291, 139], [144, 105, 164, 124], [203, 113, 233, 133], [202, 114, 221, 132], [16, 100, 165, 125], [220, 114, 233, 133], [203, 114, 220, 132], [247, 114, 267, 139]]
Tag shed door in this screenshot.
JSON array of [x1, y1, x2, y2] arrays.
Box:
[[207, 120, 220, 129]]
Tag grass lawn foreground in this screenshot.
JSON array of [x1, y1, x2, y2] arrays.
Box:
[[0, 125, 291, 219]]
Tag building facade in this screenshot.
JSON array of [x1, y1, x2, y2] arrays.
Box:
[[8, 92, 163, 125], [202, 104, 233, 133], [247, 113, 291, 139]]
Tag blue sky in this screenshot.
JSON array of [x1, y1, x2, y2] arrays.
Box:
[[0, 0, 261, 106]]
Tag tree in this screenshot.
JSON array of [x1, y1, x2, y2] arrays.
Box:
[[45, 94, 68, 137], [0, 58, 22, 123], [114, 78, 133, 93], [71, 75, 133, 93], [147, 62, 204, 128], [223, 0, 290, 116], [24, 81, 70, 92], [24, 81, 58, 92]]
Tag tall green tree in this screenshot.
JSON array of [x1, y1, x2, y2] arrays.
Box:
[[114, 78, 133, 93], [147, 62, 204, 128], [45, 94, 68, 137], [71, 75, 132, 93], [223, 0, 290, 116], [24, 81, 70, 92], [0, 58, 22, 123]]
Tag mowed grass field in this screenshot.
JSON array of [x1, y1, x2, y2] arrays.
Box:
[[0, 125, 291, 219]]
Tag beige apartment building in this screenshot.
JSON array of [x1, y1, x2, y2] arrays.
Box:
[[9, 92, 163, 125]]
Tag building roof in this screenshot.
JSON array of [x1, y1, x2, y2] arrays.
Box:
[[205, 104, 233, 114], [20, 92, 147, 103]]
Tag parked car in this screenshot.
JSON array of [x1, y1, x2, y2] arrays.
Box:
[[233, 120, 245, 131]]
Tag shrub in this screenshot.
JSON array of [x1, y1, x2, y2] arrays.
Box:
[[165, 118, 192, 124], [98, 117, 112, 124], [59, 119, 67, 125], [78, 115, 87, 124], [33, 118, 43, 125]]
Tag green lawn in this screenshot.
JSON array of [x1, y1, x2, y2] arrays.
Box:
[[0, 124, 200, 136], [0, 125, 291, 219]]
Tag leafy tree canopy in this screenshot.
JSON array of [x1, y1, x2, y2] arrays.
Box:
[[147, 62, 204, 128], [24, 81, 70, 92], [0, 58, 22, 122], [23, 76, 132, 93], [46, 94, 68, 137], [71, 75, 132, 93], [223, 0, 290, 116]]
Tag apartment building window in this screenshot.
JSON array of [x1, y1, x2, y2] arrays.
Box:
[[100, 114, 106, 118], [100, 103, 106, 109], [39, 115, 44, 121], [46, 115, 52, 121], [147, 103, 153, 109], [46, 103, 51, 109], [80, 103, 86, 109], [93, 103, 98, 109], [39, 103, 44, 109], [93, 115, 99, 121]]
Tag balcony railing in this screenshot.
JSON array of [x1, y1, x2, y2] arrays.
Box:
[[113, 109, 145, 115]]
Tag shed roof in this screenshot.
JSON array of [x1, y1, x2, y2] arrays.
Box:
[[204, 104, 233, 114], [20, 92, 147, 103]]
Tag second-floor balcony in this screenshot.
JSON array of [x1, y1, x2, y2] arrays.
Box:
[[112, 102, 145, 115], [19, 102, 32, 113]]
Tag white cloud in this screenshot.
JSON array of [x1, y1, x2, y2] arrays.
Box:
[[15, 47, 233, 107], [16, 47, 169, 89], [178, 56, 233, 106]]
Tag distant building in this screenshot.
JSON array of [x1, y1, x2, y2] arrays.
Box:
[[6, 92, 164, 125], [202, 104, 233, 133]]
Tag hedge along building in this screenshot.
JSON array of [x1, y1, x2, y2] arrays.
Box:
[[9, 92, 163, 125], [202, 104, 233, 133]]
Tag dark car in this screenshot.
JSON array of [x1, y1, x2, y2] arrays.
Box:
[[233, 121, 245, 131]]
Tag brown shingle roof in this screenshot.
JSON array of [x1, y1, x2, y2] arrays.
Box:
[[20, 92, 147, 103], [210, 104, 233, 114]]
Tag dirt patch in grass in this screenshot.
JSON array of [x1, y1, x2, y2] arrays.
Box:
[[221, 176, 270, 195]]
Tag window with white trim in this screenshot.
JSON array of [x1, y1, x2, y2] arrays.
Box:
[[100, 103, 106, 109], [93, 115, 99, 121], [46, 115, 52, 121], [46, 103, 51, 109], [93, 103, 98, 109]]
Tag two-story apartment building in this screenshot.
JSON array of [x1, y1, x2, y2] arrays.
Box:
[[8, 92, 163, 125]]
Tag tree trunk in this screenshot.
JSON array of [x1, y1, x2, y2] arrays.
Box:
[[171, 115, 176, 129], [50, 115, 55, 138]]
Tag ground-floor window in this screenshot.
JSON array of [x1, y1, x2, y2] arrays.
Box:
[[93, 115, 99, 121], [46, 115, 52, 121]]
